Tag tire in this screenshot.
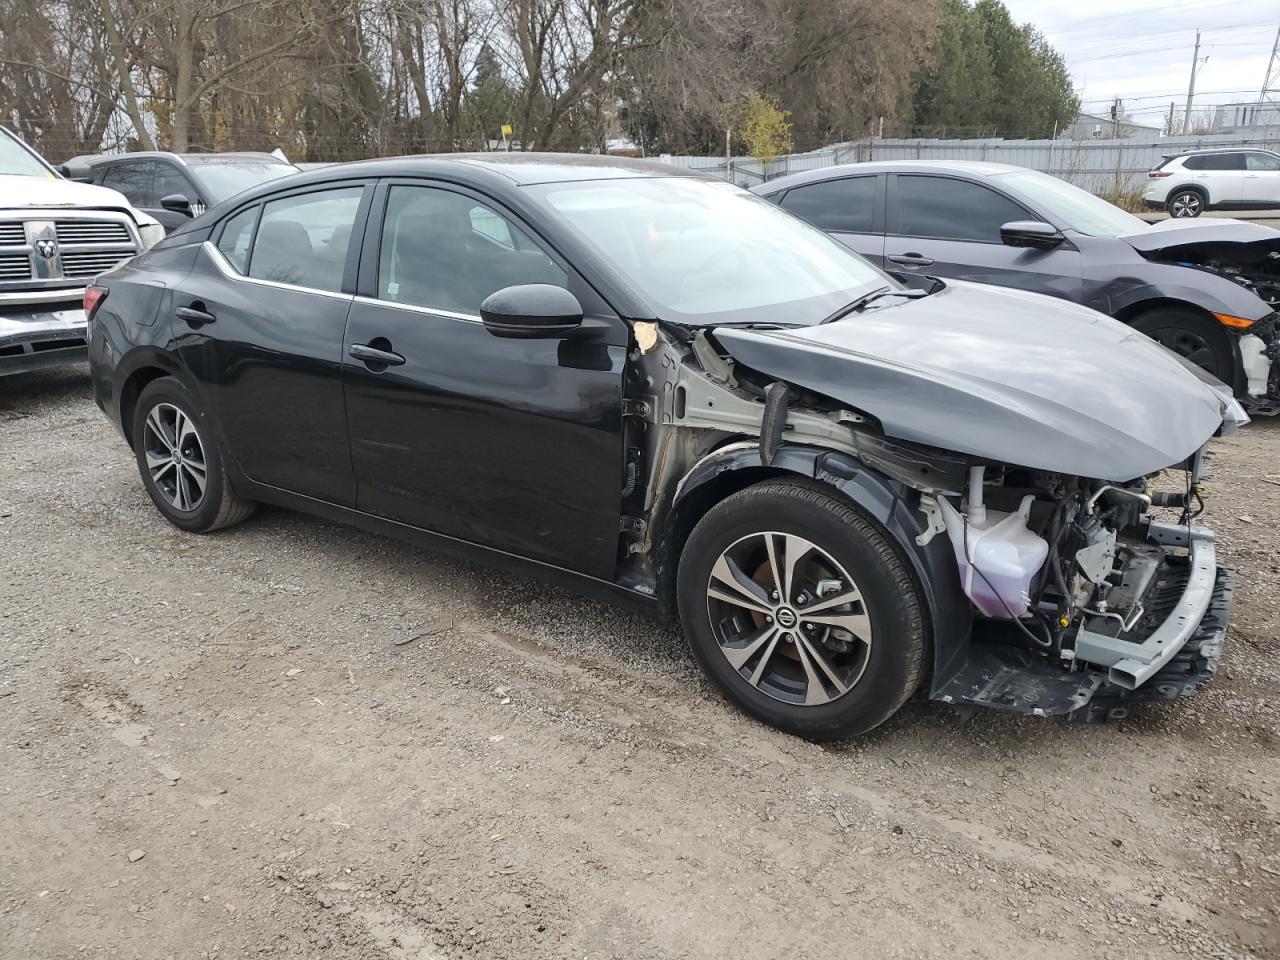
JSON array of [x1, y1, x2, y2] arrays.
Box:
[[131, 376, 254, 533], [1129, 306, 1235, 384], [1166, 188, 1204, 218], [677, 479, 927, 740]]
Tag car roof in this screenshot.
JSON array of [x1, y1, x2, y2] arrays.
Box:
[[285, 152, 711, 186], [752, 159, 1027, 195], [67, 151, 290, 166]]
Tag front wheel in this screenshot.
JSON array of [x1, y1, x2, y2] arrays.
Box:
[[1167, 189, 1204, 218], [677, 480, 927, 740], [132, 377, 255, 533], [1130, 306, 1235, 385]]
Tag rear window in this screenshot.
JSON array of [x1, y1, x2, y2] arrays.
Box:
[[779, 176, 879, 234], [1183, 153, 1244, 171], [1151, 157, 1174, 171]]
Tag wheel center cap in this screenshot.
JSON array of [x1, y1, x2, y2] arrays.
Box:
[[775, 606, 798, 629]]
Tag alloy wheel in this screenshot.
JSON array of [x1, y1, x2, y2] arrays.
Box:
[[705, 532, 873, 707], [1170, 192, 1202, 217], [142, 402, 208, 512]]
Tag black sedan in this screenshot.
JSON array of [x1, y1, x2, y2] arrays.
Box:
[[753, 161, 1280, 415], [88, 154, 1240, 738]]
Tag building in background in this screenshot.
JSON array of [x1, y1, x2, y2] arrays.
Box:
[[1059, 112, 1161, 140]]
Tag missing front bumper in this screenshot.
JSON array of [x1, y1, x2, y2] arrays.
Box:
[[929, 539, 1231, 721]]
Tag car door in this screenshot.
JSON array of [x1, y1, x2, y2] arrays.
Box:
[[776, 174, 885, 265], [1185, 153, 1245, 205], [884, 173, 1083, 301], [1243, 152, 1280, 206], [173, 182, 371, 505], [342, 180, 628, 578]]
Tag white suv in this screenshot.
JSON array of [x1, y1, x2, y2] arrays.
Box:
[[1144, 148, 1280, 218], [0, 127, 163, 375]]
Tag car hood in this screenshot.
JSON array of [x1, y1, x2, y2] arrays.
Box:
[[1117, 216, 1280, 256], [712, 281, 1238, 481], [0, 173, 137, 218]]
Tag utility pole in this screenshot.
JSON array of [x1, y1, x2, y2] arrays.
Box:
[[1167, 101, 1176, 136], [1110, 97, 1121, 138], [1183, 29, 1203, 133]]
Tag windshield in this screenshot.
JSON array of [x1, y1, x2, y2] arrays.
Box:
[[0, 129, 55, 178], [531, 177, 892, 326], [995, 169, 1147, 237], [188, 159, 297, 202]]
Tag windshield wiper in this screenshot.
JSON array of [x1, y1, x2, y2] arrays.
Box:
[[819, 286, 930, 325]]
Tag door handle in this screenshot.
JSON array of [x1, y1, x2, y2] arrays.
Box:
[[175, 304, 215, 325], [887, 253, 934, 267], [349, 342, 405, 367]]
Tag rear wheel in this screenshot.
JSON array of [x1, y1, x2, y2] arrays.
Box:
[[132, 377, 254, 533], [677, 480, 927, 740], [1130, 306, 1234, 384], [1167, 188, 1204, 218]]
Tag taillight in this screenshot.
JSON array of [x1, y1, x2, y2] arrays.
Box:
[[83, 284, 108, 319], [1148, 171, 1173, 178]]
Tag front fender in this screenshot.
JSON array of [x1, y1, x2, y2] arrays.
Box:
[[1088, 259, 1274, 323], [670, 442, 973, 693]]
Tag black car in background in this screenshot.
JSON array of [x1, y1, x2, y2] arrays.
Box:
[[60, 152, 298, 232], [753, 161, 1280, 415], [84, 154, 1240, 739]]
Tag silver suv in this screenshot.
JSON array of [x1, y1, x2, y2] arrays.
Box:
[[1143, 148, 1280, 218]]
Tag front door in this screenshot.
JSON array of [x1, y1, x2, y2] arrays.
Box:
[[885, 174, 1083, 301], [342, 182, 628, 578], [1243, 152, 1280, 205], [174, 183, 370, 505]]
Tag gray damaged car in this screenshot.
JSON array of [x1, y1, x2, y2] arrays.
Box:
[[752, 161, 1280, 415]]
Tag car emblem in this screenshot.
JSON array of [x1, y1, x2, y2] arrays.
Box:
[[35, 238, 56, 260], [775, 606, 798, 628]]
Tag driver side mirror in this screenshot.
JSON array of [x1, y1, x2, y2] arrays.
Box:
[[481, 284, 584, 339], [1000, 220, 1065, 249], [160, 194, 196, 217], [58, 160, 92, 182]]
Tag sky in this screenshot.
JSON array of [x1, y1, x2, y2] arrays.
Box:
[[1000, 0, 1280, 127]]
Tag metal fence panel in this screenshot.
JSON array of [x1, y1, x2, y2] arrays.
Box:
[[658, 130, 1280, 193]]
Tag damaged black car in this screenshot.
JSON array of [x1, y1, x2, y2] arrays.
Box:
[[86, 155, 1245, 739], [753, 161, 1280, 416]]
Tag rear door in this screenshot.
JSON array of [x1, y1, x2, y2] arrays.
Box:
[[884, 173, 1083, 300], [174, 181, 371, 505], [776, 174, 885, 265], [341, 180, 628, 578], [1243, 152, 1280, 205], [1185, 153, 1245, 204]]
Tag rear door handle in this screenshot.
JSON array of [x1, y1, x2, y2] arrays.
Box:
[[175, 305, 216, 325], [349, 342, 405, 367], [887, 253, 934, 267]]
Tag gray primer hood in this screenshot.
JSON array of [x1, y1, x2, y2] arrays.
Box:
[[1118, 216, 1280, 255], [713, 281, 1230, 481]]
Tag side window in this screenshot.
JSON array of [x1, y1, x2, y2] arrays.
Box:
[[377, 185, 568, 315], [896, 175, 1030, 243], [101, 161, 154, 206], [1182, 155, 1205, 171], [1246, 153, 1280, 171], [216, 206, 259, 274], [1200, 153, 1244, 171], [780, 177, 878, 233], [247, 186, 363, 292], [153, 162, 193, 201]]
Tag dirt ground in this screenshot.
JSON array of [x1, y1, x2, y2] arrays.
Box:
[[2, 363, 1278, 960]]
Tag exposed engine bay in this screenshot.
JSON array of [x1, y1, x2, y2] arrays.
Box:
[[622, 317, 1235, 722], [1168, 245, 1280, 310]]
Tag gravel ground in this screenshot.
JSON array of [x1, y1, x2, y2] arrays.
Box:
[[2, 363, 1278, 960]]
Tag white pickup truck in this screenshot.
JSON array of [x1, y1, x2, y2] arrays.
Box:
[[0, 127, 163, 376]]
